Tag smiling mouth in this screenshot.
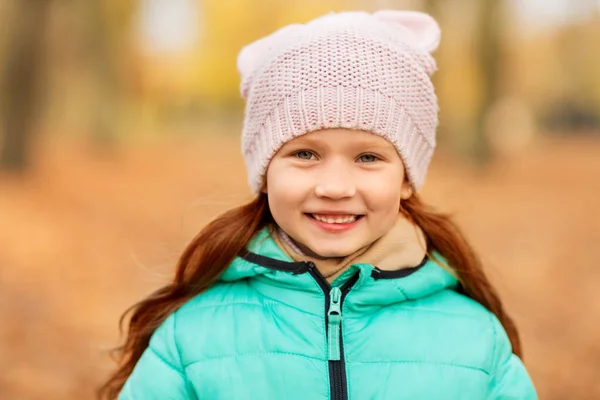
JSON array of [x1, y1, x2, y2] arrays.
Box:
[[307, 214, 364, 224]]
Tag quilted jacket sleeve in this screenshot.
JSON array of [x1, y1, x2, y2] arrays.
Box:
[[487, 315, 538, 400], [119, 313, 192, 400]]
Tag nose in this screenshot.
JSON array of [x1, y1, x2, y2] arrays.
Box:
[[314, 161, 356, 199]]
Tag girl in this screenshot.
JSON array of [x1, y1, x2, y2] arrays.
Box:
[[100, 10, 537, 399]]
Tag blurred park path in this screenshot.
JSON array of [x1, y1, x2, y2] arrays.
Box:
[[0, 133, 598, 399]]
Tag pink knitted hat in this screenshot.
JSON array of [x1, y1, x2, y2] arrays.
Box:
[[237, 10, 441, 193]]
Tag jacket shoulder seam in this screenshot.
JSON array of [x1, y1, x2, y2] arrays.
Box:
[[172, 312, 184, 369], [489, 311, 499, 377], [148, 346, 186, 379]]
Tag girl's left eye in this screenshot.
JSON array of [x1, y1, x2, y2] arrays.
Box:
[[358, 154, 379, 163], [294, 151, 315, 160]]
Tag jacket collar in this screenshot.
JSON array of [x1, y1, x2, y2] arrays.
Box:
[[273, 213, 429, 283], [219, 227, 460, 313]]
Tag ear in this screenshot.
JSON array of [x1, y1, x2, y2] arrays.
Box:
[[400, 181, 413, 200], [373, 10, 441, 53], [237, 24, 303, 98], [260, 180, 268, 194]]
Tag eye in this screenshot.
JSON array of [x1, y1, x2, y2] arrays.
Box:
[[358, 153, 379, 163], [294, 150, 315, 160]]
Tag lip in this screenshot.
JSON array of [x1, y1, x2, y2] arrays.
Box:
[[306, 210, 363, 216], [305, 213, 363, 233]]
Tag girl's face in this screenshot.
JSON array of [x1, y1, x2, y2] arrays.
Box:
[[265, 128, 412, 258]]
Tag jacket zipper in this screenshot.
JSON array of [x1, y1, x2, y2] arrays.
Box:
[[306, 262, 359, 400]]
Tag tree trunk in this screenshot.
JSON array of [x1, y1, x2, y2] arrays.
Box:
[[0, 0, 51, 171], [473, 0, 502, 164], [84, 0, 119, 147]]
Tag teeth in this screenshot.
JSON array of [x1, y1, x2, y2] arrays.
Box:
[[312, 214, 358, 224]]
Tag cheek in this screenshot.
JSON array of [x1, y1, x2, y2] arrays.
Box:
[[265, 165, 308, 218], [373, 187, 403, 215], [360, 171, 404, 212], [266, 158, 317, 194]]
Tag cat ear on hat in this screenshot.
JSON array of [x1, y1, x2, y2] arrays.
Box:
[[237, 24, 303, 99], [373, 10, 441, 53]]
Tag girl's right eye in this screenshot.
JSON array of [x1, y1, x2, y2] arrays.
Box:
[[294, 151, 315, 160]]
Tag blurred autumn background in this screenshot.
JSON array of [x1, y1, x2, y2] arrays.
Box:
[[1, 0, 599, 398]]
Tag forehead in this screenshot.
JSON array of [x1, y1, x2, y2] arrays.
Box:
[[284, 128, 395, 149]]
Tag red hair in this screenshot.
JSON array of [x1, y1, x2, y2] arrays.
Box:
[[98, 193, 521, 399]]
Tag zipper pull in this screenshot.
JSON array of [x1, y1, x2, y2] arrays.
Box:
[[327, 287, 342, 361]]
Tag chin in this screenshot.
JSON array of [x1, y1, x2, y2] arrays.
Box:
[[309, 243, 358, 258]]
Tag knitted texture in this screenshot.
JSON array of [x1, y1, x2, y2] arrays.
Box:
[[237, 10, 441, 193]]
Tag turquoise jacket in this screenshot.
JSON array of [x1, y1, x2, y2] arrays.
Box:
[[120, 228, 537, 399]]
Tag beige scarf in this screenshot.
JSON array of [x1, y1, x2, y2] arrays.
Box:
[[272, 214, 428, 283]]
